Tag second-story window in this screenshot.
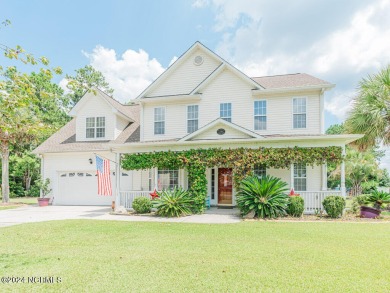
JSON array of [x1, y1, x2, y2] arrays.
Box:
[[293, 97, 306, 129], [86, 117, 105, 139], [254, 100, 267, 130], [220, 103, 232, 122], [154, 107, 165, 135], [187, 105, 199, 133]]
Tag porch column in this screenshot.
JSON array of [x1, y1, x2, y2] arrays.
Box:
[[154, 167, 158, 190], [321, 163, 327, 191], [290, 164, 294, 190], [115, 153, 121, 208], [341, 145, 346, 197]]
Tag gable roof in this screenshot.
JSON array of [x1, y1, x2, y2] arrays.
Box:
[[69, 87, 135, 122], [33, 104, 140, 154], [252, 73, 332, 89], [136, 41, 261, 100], [179, 118, 263, 142]]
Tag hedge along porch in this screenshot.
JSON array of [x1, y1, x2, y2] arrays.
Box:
[[110, 136, 352, 214]]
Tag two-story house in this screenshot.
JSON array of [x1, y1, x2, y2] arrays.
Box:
[[34, 42, 361, 212]]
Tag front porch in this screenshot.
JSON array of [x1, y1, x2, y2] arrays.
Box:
[[117, 165, 342, 214]]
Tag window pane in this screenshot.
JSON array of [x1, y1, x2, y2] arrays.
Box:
[[86, 128, 95, 138], [154, 121, 165, 135], [293, 114, 306, 128], [96, 127, 105, 138], [154, 107, 165, 122], [220, 103, 232, 122], [294, 163, 307, 191], [254, 164, 266, 177], [293, 98, 306, 114], [187, 119, 198, 133], [158, 170, 179, 190], [254, 116, 267, 130], [187, 105, 198, 119], [86, 117, 95, 128], [254, 101, 266, 115], [96, 117, 105, 127]]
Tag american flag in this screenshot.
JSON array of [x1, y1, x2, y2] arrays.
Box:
[[96, 155, 112, 196]]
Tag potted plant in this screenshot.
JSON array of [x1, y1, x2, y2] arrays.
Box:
[[360, 190, 390, 218], [35, 178, 52, 207]]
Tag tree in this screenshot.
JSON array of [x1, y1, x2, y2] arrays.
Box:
[[325, 123, 345, 135], [65, 65, 114, 105], [345, 65, 390, 150], [1, 20, 62, 202]]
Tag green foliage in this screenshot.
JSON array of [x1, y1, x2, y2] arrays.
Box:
[[153, 187, 193, 217], [322, 196, 346, 218], [351, 195, 369, 214], [236, 175, 289, 218], [287, 196, 305, 217], [34, 178, 52, 198], [132, 197, 152, 214], [326, 123, 345, 135], [65, 65, 114, 105], [122, 147, 342, 213], [365, 190, 390, 210], [345, 64, 390, 150]]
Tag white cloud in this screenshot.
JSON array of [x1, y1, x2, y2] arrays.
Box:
[[82, 46, 165, 103], [204, 0, 390, 120], [324, 90, 355, 120], [168, 56, 178, 66], [192, 0, 210, 8]]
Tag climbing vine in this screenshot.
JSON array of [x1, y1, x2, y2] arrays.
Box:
[[121, 146, 343, 213]]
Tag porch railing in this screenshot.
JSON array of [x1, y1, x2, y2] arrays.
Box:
[[119, 191, 152, 209], [299, 191, 342, 214]]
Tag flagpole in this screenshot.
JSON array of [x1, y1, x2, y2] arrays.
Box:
[[115, 152, 121, 211], [93, 153, 117, 164]]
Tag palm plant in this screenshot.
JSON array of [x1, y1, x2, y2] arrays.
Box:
[[236, 175, 289, 219], [153, 187, 193, 217], [345, 65, 390, 150], [365, 190, 390, 210]]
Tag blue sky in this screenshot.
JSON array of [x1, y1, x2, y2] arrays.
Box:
[[1, 0, 390, 131]]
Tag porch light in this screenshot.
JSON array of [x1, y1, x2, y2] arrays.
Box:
[[89, 158, 93, 164]]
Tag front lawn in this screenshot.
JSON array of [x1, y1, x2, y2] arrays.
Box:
[[0, 197, 37, 210], [0, 220, 389, 292]]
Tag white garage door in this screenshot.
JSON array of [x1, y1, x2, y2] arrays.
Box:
[[57, 171, 115, 205]]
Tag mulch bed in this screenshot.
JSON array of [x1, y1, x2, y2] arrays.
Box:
[[245, 213, 390, 222]]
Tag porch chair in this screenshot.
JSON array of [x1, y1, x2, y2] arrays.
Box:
[[205, 197, 211, 209]]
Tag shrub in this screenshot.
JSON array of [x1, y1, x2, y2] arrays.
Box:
[[287, 196, 304, 217], [236, 175, 289, 219], [153, 187, 193, 217], [322, 196, 346, 218], [351, 194, 369, 214], [365, 190, 390, 210], [132, 197, 152, 214]]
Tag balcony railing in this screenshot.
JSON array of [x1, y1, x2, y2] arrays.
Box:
[[119, 191, 152, 209], [298, 191, 342, 214]]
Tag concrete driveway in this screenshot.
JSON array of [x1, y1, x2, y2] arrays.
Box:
[[0, 205, 241, 227]]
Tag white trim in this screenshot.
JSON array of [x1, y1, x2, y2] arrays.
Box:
[[138, 94, 202, 104], [179, 118, 262, 142], [136, 41, 261, 100], [292, 97, 307, 130], [253, 99, 267, 131], [219, 102, 232, 122], [252, 84, 335, 95], [140, 103, 144, 141], [319, 88, 325, 134], [190, 63, 226, 94]]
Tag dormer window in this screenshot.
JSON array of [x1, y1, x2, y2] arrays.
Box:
[[86, 117, 105, 139]]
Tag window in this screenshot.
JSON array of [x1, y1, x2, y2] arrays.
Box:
[[294, 163, 307, 191], [187, 105, 199, 133], [154, 107, 165, 135], [293, 98, 306, 129], [254, 164, 266, 177], [157, 170, 179, 190], [220, 103, 232, 122], [254, 100, 267, 130], [86, 117, 105, 138]]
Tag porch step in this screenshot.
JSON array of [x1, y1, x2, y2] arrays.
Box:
[[217, 205, 234, 209]]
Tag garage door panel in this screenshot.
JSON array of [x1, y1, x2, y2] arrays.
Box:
[[57, 171, 114, 205]]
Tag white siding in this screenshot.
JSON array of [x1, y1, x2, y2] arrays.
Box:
[[268, 167, 291, 187], [307, 165, 322, 191], [149, 48, 221, 97], [191, 123, 252, 140], [142, 69, 322, 141], [75, 93, 116, 141]]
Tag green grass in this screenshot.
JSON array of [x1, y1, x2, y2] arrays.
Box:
[[0, 197, 37, 210], [0, 220, 389, 292]]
